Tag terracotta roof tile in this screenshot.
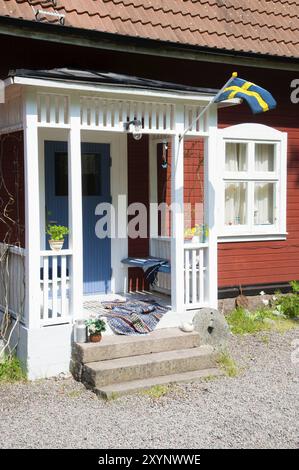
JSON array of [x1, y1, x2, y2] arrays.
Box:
[[0, 0, 298, 59]]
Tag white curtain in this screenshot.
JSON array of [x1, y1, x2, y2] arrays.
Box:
[[255, 144, 274, 171], [254, 183, 274, 225], [225, 182, 247, 225], [225, 142, 247, 171]]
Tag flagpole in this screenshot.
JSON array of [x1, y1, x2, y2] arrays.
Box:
[[179, 71, 238, 141]]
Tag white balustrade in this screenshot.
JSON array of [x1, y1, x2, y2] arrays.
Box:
[[40, 250, 72, 326], [150, 237, 208, 308]]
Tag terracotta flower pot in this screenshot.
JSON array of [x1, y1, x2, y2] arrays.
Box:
[[89, 333, 102, 343], [49, 239, 64, 251]]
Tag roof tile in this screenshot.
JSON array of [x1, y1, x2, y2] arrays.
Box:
[[0, 0, 298, 58]]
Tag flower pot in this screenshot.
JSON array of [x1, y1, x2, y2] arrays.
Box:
[[192, 235, 200, 243], [49, 239, 64, 251], [89, 333, 102, 343]]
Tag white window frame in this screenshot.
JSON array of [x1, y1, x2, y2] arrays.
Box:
[[217, 123, 287, 242]]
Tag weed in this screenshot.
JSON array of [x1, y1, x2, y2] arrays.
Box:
[[217, 352, 238, 377], [0, 356, 26, 383]]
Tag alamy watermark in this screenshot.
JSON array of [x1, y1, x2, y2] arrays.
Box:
[[290, 79, 299, 104], [94, 196, 205, 240]]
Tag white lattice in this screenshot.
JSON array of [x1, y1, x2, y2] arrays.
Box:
[[80, 97, 175, 133], [184, 104, 207, 134], [37, 93, 69, 126]]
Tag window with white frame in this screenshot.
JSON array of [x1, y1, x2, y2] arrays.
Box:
[[219, 124, 287, 241]]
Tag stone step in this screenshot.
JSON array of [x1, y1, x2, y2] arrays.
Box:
[[73, 328, 200, 363], [82, 345, 215, 388], [96, 368, 224, 399]]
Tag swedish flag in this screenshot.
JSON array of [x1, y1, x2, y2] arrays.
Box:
[[215, 76, 276, 114]]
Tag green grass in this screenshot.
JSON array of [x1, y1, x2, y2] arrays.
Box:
[[142, 384, 172, 399], [227, 307, 298, 336], [216, 351, 238, 377], [0, 356, 26, 383]]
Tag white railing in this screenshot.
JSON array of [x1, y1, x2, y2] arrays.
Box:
[[40, 250, 72, 326], [0, 243, 25, 318], [150, 237, 208, 308], [184, 242, 208, 309], [150, 237, 171, 293]]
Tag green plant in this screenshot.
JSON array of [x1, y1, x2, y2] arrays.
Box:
[[0, 356, 26, 383], [85, 318, 106, 335], [227, 306, 297, 335], [46, 224, 69, 241], [272, 281, 299, 319], [216, 351, 238, 377], [142, 384, 172, 399]]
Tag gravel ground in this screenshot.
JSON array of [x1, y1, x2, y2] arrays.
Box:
[[0, 327, 298, 449]]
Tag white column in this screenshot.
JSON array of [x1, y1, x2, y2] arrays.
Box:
[[68, 96, 83, 320], [23, 90, 41, 329], [171, 104, 185, 313], [204, 104, 218, 308]]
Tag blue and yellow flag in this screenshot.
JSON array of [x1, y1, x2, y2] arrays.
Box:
[[215, 75, 276, 114]]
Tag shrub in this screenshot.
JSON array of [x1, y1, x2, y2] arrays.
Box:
[[273, 281, 299, 319]]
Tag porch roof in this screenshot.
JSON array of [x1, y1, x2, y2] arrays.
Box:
[[8, 68, 219, 97]]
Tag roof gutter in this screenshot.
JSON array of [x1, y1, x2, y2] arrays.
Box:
[[0, 16, 299, 72]]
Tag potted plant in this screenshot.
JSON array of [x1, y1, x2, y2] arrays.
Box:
[[47, 224, 69, 251], [85, 318, 106, 343]]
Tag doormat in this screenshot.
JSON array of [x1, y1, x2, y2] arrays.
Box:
[[84, 299, 168, 335]]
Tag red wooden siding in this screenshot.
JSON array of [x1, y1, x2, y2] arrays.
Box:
[[217, 73, 299, 288], [127, 134, 150, 291], [0, 131, 25, 247]]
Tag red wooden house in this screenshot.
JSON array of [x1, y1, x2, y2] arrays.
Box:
[[0, 1, 298, 379]]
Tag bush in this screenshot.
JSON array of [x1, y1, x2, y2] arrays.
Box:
[[273, 281, 299, 319]]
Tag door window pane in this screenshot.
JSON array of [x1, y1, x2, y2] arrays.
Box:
[[255, 144, 275, 171], [254, 182, 275, 225], [225, 182, 247, 225], [55, 152, 68, 196], [54, 152, 101, 197], [82, 153, 101, 196], [225, 142, 247, 172]]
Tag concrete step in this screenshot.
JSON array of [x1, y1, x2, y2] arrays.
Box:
[[82, 345, 216, 388], [73, 328, 200, 363], [96, 368, 224, 399]]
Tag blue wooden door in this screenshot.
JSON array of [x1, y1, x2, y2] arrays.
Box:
[[45, 141, 111, 294]]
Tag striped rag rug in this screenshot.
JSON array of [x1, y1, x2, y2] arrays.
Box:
[[84, 299, 168, 335]]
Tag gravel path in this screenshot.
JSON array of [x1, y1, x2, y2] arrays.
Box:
[[0, 327, 298, 449]]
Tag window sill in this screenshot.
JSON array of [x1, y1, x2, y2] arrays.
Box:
[[218, 233, 287, 243]]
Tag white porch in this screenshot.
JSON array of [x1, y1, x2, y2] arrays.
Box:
[[0, 69, 233, 377]]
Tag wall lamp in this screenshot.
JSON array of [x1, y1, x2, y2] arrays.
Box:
[[124, 119, 143, 141]]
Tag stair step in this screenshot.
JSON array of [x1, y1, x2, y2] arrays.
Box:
[[82, 345, 215, 388], [73, 328, 200, 363], [96, 368, 224, 399]]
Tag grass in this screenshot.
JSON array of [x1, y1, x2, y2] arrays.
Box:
[[142, 384, 172, 399], [227, 307, 298, 336], [216, 351, 238, 377], [0, 356, 26, 383]]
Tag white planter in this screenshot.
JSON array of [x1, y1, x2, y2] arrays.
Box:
[[192, 235, 200, 243], [49, 239, 64, 251]]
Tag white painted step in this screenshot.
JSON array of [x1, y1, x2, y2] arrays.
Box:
[[96, 368, 224, 399], [82, 345, 216, 388], [74, 328, 200, 363]]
